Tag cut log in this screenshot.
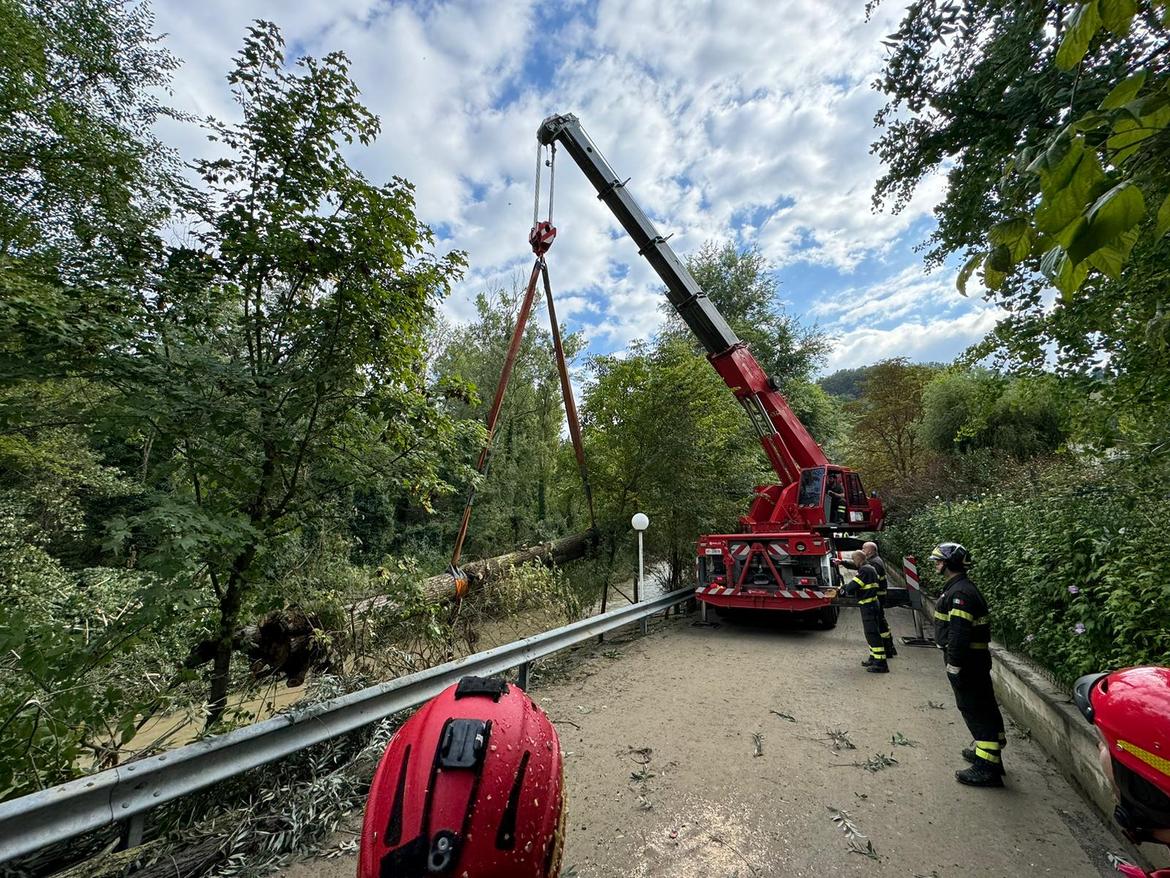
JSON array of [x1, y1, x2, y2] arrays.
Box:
[[355, 528, 596, 613], [184, 529, 596, 682]]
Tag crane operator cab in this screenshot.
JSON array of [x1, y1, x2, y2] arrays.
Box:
[[797, 465, 881, 531]]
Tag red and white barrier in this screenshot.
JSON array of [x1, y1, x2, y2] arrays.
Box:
[[902, 555, 933, 643], [903, 556, 919, 592]]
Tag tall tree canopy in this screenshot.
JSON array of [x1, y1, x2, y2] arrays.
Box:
[[872, 0, 1170, 447]]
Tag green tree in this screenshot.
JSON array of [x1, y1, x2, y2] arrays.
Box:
[[107, 23, 472, 727], [872, 0, 1170, 447], [665, 240, 838, 444], [842, 359, 938, 490], [920, 370, 1068, 458], [429, 284, 585, 558], [582, 337, 767, 586]]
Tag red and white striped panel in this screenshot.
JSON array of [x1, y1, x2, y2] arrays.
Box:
[[766, 542, 789, 558], [730, 543, 751, 559], [903, 556, 920, 592], [695, 585, 825, 599]]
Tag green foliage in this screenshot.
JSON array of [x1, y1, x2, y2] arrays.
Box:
[[884, 457, 1170, 685], [112, 22, 472, 725], [0, 505, 200, 797], [582, 336, 767, 585], [664, 241, 835, 442], [919, 370, 1067, 457], [819, 366, 876, 400], [840, 359, 939, 491], [0, 0, 178, 272], [429, 287, 580, 557], [873, 0, 1170, 449]]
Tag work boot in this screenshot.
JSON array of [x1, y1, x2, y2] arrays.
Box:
[[887, 644, 898, 658], [962, 748, 1006, 774], [866, 661, 889, 674], [956, 761, 1004, 787]]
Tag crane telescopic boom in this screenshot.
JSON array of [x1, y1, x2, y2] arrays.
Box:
[[537, 113, 828, 488]]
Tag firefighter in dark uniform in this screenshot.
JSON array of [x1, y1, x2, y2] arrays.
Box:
[[863, 540, 897, 659], [931, 542, 1006, 787], [840, 550, 888, 673]]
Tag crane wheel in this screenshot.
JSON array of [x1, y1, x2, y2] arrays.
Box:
[[817, 605, 839, 629]]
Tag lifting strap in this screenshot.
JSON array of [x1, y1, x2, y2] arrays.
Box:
[[447, 147, 598, 597]]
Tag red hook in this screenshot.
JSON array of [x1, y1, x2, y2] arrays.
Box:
[[529, 220, 556, 255]]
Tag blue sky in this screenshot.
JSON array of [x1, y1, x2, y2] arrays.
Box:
[[150, 0, 1004, 375]]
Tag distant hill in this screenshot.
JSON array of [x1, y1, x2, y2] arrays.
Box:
[[818, 366, 873, 400]]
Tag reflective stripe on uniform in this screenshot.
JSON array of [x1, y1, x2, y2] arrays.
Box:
[[969, 642, 989, 649], [974, 740, 1001, 763], [934, 611, 948, 621], [948, 608, 990, 624], [870, 646, 886, 659], [1117, 740, 1170, 778], [859, 597, 878, 605]]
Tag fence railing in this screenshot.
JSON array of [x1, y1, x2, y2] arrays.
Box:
[[0, 587, 692, 864]]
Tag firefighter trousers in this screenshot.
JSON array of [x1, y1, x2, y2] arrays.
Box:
[[860, 604, 886, 663], [877, 596, 896, 656], [947, 661, 1006, 766]]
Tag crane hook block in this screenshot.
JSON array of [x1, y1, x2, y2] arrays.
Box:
[[529, 221, 557, 255]]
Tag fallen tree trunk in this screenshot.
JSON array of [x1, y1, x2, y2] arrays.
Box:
[[355, 528, 596, 613], [184, 529, 596, 681]]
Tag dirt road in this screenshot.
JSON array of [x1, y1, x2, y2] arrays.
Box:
[[285, 606, 1127, 878]]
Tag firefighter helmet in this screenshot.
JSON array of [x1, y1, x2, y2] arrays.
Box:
[[1075, 667, 1170, 841], [929, 542, 970, 568], [358, 676, 565, 878]]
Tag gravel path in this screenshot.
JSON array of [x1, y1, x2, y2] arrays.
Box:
[[284, 606, 1126, 878]]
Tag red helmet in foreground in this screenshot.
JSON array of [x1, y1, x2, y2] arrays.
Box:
[[1075, 666, 1170, 843], [359, 676, 565, 878]]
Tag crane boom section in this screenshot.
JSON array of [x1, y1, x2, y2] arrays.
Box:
[[537, 113, 828, 480]]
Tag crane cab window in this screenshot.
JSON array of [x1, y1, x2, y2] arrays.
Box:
[[846, 473, 866, 507], [798, 467, 826, 506]]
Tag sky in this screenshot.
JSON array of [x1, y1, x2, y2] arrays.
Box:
[[149, 0, 1005, 375]]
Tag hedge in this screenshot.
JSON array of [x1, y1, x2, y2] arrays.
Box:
[[882, 458, 1170, 686]]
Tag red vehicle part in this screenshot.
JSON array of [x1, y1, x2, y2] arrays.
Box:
[[359, 677, 565, 878]]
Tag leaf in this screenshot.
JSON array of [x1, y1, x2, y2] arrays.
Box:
[[1085, 227, 1139, 279], [983, 256, 1006, 291], [1055, 251, 1090, 298], [1056, 1, 1103, 70], [828, 807, 867, 839], [989, 218, 1032, 265], [1099, 70, 1146, 109], [1067, 182, 1145, 264], [1157, 192, 1170, 239], [957, 253, 983, 295], [1098, 0, 1137, 34], [987, 244, 1013, 273]]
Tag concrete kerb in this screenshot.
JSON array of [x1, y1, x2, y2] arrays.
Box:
[[919, 591, 1168, 869]]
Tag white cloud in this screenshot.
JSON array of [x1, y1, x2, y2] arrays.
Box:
[[815, 264, 1006, 373], [148, 0, 988, 365]]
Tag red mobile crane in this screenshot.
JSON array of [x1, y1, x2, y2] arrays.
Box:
[[536, 113, 883, 626]]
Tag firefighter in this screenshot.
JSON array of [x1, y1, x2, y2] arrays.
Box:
[[931, 542, 1006, 787], [863, 540, 897, 659], [1074, 667, 1170, 876], [840, 549, 888, 673]]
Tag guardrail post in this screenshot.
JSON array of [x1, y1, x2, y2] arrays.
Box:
[[517, 661, 531, 691], [119, 812, 145, 851]]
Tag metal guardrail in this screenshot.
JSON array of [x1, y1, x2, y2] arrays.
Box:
[[0, 587, 692, 864]]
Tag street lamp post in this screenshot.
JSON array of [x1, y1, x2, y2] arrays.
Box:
[[631, 512, 649, 633]]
